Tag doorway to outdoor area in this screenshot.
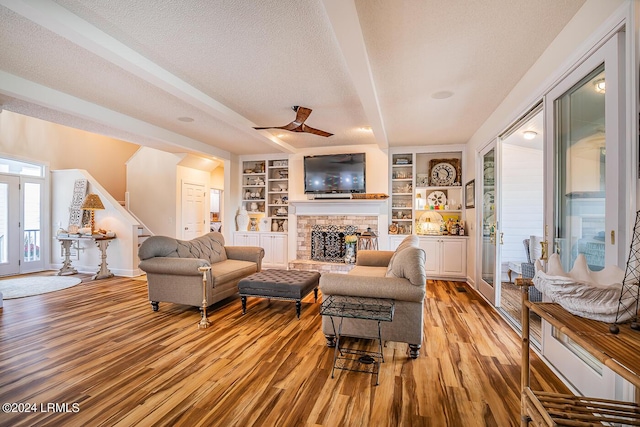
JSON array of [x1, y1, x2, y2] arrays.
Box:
[[0, 157, 46, 276], [497, 107, 544, 343]]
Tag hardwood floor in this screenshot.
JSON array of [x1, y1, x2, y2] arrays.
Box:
[[0, 273, 569, 426]]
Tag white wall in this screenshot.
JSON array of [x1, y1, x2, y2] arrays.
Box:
[[501, 144, 544, 264], [464, 0, 627, 287], [51, 169, 140, 276]]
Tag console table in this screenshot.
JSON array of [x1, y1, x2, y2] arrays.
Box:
[[56, 235, 115, 280], [320, 295, 394, 385], [517, 278, 640, 426]]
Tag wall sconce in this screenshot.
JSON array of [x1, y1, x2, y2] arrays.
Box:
[[81, 193, 105, 234], [593, 78, 606, 94], [523, 130, 537, 140]]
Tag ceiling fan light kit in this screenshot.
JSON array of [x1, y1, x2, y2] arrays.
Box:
[[253, 106, 333, 137]]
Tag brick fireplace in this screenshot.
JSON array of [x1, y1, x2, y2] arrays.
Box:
[[287, 200, 388, 273]]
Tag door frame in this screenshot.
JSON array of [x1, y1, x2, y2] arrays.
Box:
[[0, 172, 47, 276], [476, 140, 499, 304], [541, 30, 628, 400], [0, 175, 20, 276]]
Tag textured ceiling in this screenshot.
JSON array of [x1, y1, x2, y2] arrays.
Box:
[[0, 0, 585, 159]]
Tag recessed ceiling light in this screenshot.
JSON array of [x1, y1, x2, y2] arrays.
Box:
[[358, 126, 372, 132], [277, 133, 285, 138], [523, 130, 537, 140], [431, 91, 454, 99], [177, 116, 194, 122], [593, 78, 606, 94]]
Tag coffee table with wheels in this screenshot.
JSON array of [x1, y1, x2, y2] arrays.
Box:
[[320, 295, 395, 386]]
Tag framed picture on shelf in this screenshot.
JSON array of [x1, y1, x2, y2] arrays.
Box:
[[465, 179, 475, 208]]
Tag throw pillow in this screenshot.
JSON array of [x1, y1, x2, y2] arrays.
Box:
[[385, 246, 426, 286]]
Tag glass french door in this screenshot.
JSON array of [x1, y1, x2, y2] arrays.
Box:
[[546, 32, 625, 274], [0, 175, 20, 276], [478, 144, 498, 304], [0, 174, 44, 276], [21, 177, 44, 273], [542, 31, 626, 399]]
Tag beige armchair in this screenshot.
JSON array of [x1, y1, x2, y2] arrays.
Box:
[[319, 235, 426, 358]]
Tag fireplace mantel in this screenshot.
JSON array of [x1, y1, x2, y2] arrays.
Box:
[[289, 199, 387, 216]]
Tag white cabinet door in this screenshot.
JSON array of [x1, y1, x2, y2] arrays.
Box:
[[260, 233, 288, 268], [418, 236, 466, 279], [419, 238, 439, 276], [233, 232, 260, 246], [441, 239, 466, 277]]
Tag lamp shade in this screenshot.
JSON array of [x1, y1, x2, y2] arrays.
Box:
[[81, 193, 105, 210]]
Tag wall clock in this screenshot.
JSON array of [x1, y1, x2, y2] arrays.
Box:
[[430, 162, 456, 186]]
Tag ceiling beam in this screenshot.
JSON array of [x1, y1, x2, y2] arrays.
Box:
[[0, 0, 297, 154], [0, 71, 232, 160], [321, 0, 388, 149]]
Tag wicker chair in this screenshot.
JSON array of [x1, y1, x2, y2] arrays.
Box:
[[522, 238, 543, 302]]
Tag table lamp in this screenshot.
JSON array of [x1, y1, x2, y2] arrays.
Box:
[[81, 193, 105, 234]]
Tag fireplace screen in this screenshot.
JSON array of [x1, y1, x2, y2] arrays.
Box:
[[311, 225, 357, 263]]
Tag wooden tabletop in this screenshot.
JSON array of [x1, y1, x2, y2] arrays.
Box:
[[526, 301, 640, 390]]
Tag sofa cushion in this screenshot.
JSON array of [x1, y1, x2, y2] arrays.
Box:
[[396, 235, 419, 252], [211, 259, 258, 287], [176, 232, 228, 263], [385, 246, 426, 287], [349, 265, 387, 277], [138, 236, 180, 260], [385, 235, 419, 276]]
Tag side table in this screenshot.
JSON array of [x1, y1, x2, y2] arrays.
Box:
[[320, 295, 395, 385], [56, 235, 115, 280]]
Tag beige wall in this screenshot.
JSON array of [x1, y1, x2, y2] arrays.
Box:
[[126, 147, 178, 237], [0, 111, 139, 200]]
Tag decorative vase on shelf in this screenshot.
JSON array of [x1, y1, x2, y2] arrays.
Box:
[[282, 219, 288, 232], [344, 243, 356, 264], [271, 220, 279, 232], [236, 207, 249, 231]]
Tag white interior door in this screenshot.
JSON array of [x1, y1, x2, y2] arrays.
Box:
[[182, 182, 206, 240], [0, 175, 19, 276]]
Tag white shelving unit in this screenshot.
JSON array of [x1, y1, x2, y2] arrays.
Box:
[[240, 158, 289, 232], [237, 156, 289, 268], [390, 153, 414, 235], [266, 159, 289, 232], [389, 150, 465, 236], [241, 160, 267, 227]]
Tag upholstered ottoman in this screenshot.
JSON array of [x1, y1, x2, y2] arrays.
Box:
[[238, 269, 320, 319]]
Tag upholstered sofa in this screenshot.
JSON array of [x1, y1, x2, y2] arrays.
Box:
[[319, 235, 426, 358], [138, 232, 264, 311]]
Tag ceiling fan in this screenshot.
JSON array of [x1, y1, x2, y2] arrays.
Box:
[[253, 106, 333, 137]]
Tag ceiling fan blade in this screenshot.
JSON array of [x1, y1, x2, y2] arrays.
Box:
[[294, 107, 312, 124], [253, 106, 331, 136], [279, 121, 302, 132], [302, 124, 333, 137]]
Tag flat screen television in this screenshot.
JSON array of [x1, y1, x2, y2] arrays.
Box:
[[304, 153, 366, 194]]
